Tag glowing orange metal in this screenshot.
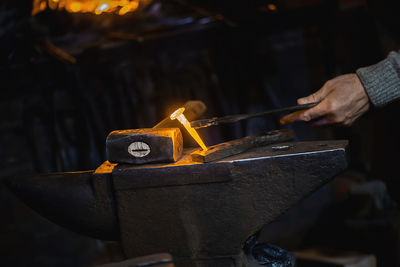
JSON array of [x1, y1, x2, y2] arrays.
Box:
[[70, 2, 82, 12], [32, 0, 143, 16], [170, 108, 208, 151]]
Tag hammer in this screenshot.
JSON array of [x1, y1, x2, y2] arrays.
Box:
[[106, 101, 206, 165]]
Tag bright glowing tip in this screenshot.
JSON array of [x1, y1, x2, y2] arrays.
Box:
[[169, 107, 208, 151], [97, 3, 109, 11], [170, 107, 185, 120]]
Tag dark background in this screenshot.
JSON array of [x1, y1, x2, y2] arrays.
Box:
[[1, 0, 400, 266]]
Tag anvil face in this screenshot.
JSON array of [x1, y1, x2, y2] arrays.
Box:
[[6, 140, 347, 267], [110, 140, 347, 266]]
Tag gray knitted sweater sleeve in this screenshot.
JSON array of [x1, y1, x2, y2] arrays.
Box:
[[356, 51, 400, 107]]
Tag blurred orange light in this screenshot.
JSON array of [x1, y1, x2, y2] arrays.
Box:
[[39, 1, 47, 11], [118, 5, 130, 15], [32, 0, 143, 16], [267, 4, 277, 11], [70, 2, 82, 12]]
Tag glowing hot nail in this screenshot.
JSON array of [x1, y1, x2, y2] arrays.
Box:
[[170, 107, 208, 151]]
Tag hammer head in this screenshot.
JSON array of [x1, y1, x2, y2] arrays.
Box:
[[106, 128, 183, 165]]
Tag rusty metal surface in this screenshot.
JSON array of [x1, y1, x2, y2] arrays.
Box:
[[112, 140, 348, 265]]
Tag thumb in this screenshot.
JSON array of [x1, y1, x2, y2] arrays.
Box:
[[298, 99, 328, 122], [297, 87, 328, 105]]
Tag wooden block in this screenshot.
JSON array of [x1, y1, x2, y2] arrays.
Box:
[[191, 129, 294, 163], [106, 128, 183, 165]]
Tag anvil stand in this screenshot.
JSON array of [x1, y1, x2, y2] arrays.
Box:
[[6, 140, 348, 267]]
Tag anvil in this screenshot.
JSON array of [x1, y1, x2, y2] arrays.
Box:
[[6, 140, 348, 266]]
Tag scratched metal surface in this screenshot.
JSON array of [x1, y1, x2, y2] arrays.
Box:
[[112, 140, 348, 266]]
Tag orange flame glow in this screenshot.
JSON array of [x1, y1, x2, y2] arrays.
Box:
[[170, 108, 208, 151], [32, 0, 146, 16]]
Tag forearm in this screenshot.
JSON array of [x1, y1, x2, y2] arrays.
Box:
[[356, 51, 400, 107]]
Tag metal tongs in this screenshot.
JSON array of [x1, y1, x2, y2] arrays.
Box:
[[190, 102, 319, 129]]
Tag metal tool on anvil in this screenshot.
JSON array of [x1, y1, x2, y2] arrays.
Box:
[[190, 102, 319, 129], [106, 100, 206, 165], [5, 140, 348, 266], [107, 100, 301, 164], [107, 102, 318, 165], [4, 99, 349, 266]]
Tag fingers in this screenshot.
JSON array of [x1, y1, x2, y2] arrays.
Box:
[[280, 74, 370, 127], [280, 99, 330, 125], [280, 110, 307, 125], [297, 96, 314, 105], [282, 81, 333, 125], [297, 82, 332, 105], [297, 100, 328, 122]]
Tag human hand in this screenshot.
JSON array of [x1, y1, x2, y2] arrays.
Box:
[[280, 74, 371, 127]]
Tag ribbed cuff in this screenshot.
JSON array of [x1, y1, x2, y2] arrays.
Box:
[[356, 52, 400, 107]]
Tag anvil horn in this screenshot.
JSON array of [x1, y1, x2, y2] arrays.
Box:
[[5, 170, 119, 241]]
